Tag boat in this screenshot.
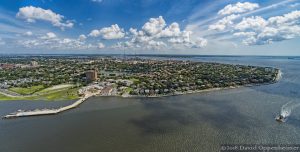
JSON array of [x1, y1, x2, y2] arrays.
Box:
[[275, 114, 286, 122]]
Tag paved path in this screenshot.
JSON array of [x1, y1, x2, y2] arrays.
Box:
[[0, 89, 22, 97]]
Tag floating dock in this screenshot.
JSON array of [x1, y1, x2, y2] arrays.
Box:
[[3, 93, 94, 119]]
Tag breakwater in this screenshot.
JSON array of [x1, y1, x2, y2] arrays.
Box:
[[3, 93, 94, 119]]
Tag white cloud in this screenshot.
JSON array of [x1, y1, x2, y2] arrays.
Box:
[[17, 16, 207, 51], [24, 31, 33, 36], [129, 28, 138, 36], [129, 28, 151, 44], [218, 2, 259, 16], [192, 38, 208, 48], [142, 16, 166, 36], [88, 24, 125, 39], [209, 14, 240, 31], [209, 2, 261, 31], [88, 30, 101, 37], [98, 42, 105, 49], [168, 31, 207, 48], [99, 24, 125, 39], [159, 22, 181, 37], [147, 40, 166, 49], [91, 0, 103, 3], [233, 32, 256, 37], [110, 41, 135, 49], [61, 38, 72, 44], [0, 38, 5, 45], [125, 16, 207, 50], [111, 39, 167, 50], [268, 10, 300, 26], [78, 34, 87, 41], [251, 26, 300, 45], [208, 5, 300, 46], [235, 16, 267, 31], [19, 32, 98, 50], [16, 6, 74, 29], [41, 32, 57, 39], [233, 11, 300, 45], [168, 31, 192, 44]]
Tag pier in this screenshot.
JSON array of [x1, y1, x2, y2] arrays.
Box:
[[3, 92, 97, 119]]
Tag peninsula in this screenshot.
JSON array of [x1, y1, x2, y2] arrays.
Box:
[[1, 55, 281, 118], [0, 55, 280, 100]]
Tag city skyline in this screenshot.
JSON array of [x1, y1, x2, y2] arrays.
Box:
[[0, 0, 300, 55]]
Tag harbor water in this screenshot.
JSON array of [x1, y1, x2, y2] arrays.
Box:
[[1, 56, 300, 152]]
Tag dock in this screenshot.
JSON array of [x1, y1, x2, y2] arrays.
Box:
[[2, 92, 96, 119]]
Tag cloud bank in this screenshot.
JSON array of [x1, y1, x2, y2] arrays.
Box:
[[208, 1, 300, 46]]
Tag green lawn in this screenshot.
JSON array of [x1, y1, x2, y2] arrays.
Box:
[[35, 88, 79, 101], [37, 84, 74, 94], [9, 85, 45, 95], [1, 85, 79, 101], [0, 93, 15, 100]]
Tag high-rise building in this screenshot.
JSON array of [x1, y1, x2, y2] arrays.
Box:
[[86, 69, 98, 82]]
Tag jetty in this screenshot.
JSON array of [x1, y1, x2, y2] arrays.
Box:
[[2, 92, 96, 119]]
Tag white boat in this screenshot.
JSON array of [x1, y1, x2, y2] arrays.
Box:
[[275, 114, 286, 122]]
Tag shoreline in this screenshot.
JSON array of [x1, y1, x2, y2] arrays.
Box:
[[2, 69, 281, 119], [2, 82, 275, 119], [104, 82, 275, 99], [1, 69, 282, 101], [103, 69, 282, 98]]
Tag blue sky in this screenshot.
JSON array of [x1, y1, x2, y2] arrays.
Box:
[[0, 0, 300, 55]]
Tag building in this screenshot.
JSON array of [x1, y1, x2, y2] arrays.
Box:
[[0, 63, 15, 69], [30, 61, 38, 67], [86, 69, 98, 82], [100, 86, 113, 96]]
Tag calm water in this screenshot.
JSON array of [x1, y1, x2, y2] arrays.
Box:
[[1, 56, 300, 152]]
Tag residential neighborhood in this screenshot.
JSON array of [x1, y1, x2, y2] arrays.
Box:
[[0, 55, 280, 99]]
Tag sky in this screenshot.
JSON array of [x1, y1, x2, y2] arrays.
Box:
[[0, 0, 300, 55]]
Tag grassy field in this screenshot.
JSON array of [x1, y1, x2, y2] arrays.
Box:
[[0, 93, 14, 100], [1, 84, 79, 101], [34, 88, 79, 101], [9, 85, 45, 95], [37, 84, 74, 93]]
